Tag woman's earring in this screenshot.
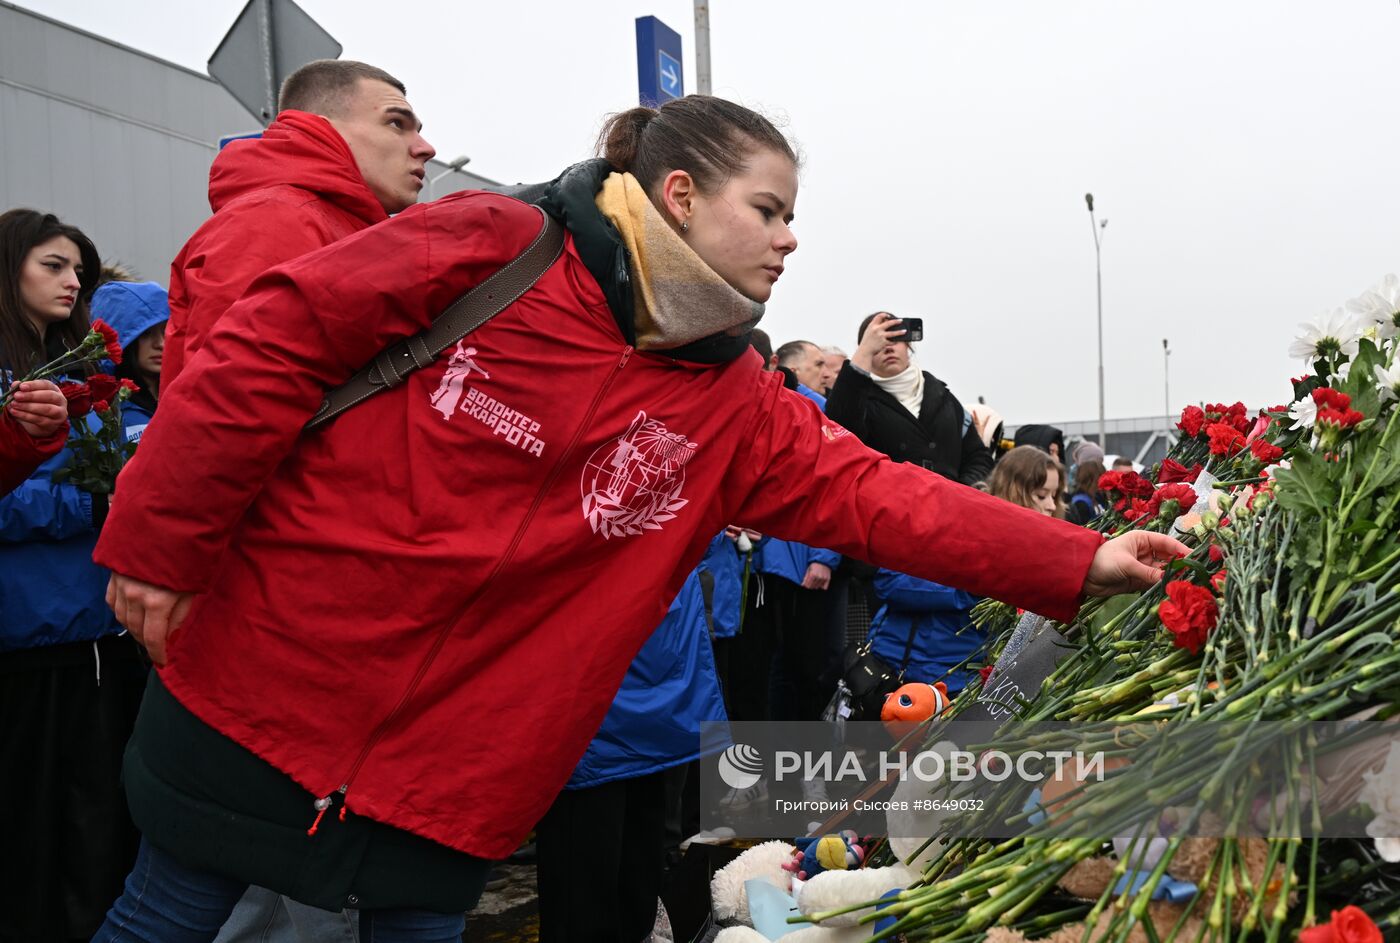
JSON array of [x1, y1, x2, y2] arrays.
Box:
[[680, 220, 689, 233]]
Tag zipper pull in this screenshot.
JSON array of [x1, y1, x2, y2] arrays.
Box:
[[619, 346, 633, 369], [307, 784, 349, 836], [307, 795, 333, 836]]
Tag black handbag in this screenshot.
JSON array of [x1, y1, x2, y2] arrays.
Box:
[[838, 620, 919, 721]]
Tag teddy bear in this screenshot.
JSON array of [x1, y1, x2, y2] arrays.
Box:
[[983, 833, 1294, 943], [710, 741, 960, 942]]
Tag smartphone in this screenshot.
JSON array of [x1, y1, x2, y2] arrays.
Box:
[[900, 317, 924, 343]]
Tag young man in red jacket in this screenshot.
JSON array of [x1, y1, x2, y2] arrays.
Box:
[[162, 59, 435, 383], [155, 57, 433, 943]]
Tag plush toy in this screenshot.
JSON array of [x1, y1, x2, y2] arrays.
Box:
[[879, 681, 951, 732], [983, 834, 1295, 943], [711, 743, 962, 941], [782, 831, 866, 881]]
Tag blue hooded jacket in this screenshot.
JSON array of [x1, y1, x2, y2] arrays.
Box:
[[754, 384, 841, 584], [568, 532, 734, 788], [92, 281, 169, 442], [866, 568, 984, 695]]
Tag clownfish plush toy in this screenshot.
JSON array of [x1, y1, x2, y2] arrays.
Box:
[[880, 681, 951, 731]]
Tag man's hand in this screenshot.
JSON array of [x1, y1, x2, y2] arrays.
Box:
[[6, 380, 68, 438], [802, 562, 832, 591], [1082, 531, 1189, 597], [106, 573, 195, 666]]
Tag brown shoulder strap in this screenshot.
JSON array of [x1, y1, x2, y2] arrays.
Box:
[[306, 206, 565, 431]]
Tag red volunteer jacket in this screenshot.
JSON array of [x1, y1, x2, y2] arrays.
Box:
[[97, 192, 1101, 860], [163, 110, 387, 383], [0, 409, 65, 496]]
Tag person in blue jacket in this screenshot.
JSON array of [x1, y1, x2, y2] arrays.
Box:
[[95, 280, 169, 444], [0, 209, 148, 941], [760, 358, 847, 723], [866, 569, 985, 696], [534, 532, 733, 943]]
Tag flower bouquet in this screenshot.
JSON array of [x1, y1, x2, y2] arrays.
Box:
[[0, 319, 122, 407], [793, 278, 1400, 941], [52, 373, 139, 494], [0, 319, 137, 494]]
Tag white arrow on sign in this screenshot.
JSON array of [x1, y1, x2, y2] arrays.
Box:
[[661, 62, 679, 90]]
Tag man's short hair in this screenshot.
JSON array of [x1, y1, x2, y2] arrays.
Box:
[[775, 340, 818, 368], [749, 328, 773, 363], [278, 60, 406, 116]]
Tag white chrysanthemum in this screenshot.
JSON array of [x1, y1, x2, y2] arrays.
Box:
[[1347, 274, 1400, 341], [1287, 395, 1317, 430], [1288, 307, 1362, 363], [1377, 360, 1400, 403], [1359, 742, 1400, 864]]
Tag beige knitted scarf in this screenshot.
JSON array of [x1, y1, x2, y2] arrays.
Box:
[[595, 171, 764, 351]]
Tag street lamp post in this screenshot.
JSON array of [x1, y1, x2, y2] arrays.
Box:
[[694, 0, 712, 95], [1163, 338, 1172, 439], [1085, 193, 1107, 449], [426, 155, 471, 201]]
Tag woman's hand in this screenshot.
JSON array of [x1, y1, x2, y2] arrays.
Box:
[[851, 312, 905, 374], [6, 380, 68, 438], [1082, 530, 1189, 597]]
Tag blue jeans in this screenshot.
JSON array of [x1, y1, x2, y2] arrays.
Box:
[[93, 840, 465, 943]]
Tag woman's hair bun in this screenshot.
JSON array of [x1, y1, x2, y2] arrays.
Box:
[[597, 107, 658, 173]]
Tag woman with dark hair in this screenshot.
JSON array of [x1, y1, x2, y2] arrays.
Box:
[[0, 209, 147, 942], [825, 310, 995, 486], [1067, 458, 1107, 527], [94, 97, 1182, 940], [94, 280, 169, 443]]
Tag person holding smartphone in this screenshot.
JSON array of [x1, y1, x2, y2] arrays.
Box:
[[825, 311, 994, 486]]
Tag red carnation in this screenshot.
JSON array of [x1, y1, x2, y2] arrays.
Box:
[[87, 374, 120, 404], [118, 378, 140, 393], [1299, 906, 1383, 943], [1177, 405, 1206, 438], [1158, 459, 1203, 484], [1210, 569, 1228, 593], [978, 665, 994, 685], [1249, 439, 1284, 465], [1098, 470, 1122, 493], [1206, 423, 1246, 457], [58, 381, 92, 418], [1146, 483, 1198, 521], [1208, 544, 1225, 564], [1122, 498, 1152, 522], [92, 319, 123, 364], [1311, 387, 1351, 411], [92, 399, 110, 414], [1119, 471, 1154, 498], [1159, 581, 1218, 654]]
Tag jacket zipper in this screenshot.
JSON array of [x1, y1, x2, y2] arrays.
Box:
[[308, 345, 634, 833]]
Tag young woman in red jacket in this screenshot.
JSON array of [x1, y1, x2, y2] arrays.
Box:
[[95, 97, 1185, 940]]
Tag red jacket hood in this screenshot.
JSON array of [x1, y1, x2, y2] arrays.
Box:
[[208, 110, 387, 226]]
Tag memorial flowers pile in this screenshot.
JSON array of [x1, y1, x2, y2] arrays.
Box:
[[801, 277, 1400, 941]]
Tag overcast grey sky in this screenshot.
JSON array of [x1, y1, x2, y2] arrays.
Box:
[[18, 1, 1400, 425]]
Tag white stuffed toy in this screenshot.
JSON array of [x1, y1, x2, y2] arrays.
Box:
[[711, 742, 959, 941]]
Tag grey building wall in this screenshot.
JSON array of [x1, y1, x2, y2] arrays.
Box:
[[1, 2, 495, 285], [1006, 415, 1178, 467]]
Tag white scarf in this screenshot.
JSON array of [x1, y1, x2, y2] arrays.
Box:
[[871, 360, 925, 417]]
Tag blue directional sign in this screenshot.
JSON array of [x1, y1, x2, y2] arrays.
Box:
[[636, 16, 684, 106]]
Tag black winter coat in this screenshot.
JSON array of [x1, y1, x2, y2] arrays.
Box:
[[825, 362, 994, 486]]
